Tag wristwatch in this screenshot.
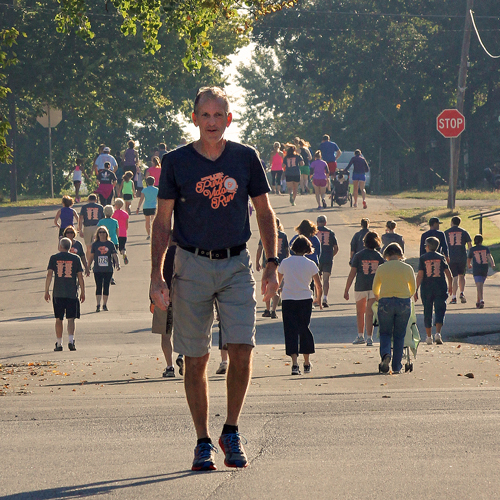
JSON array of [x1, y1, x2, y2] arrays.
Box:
[[266, 257, 280, 267]]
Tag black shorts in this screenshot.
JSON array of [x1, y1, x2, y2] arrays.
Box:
[[118, 236, 127, 252], [449, 261, 466, 277], [286, 175, 300, 183], [318, 260, 333, 274], [53, 297, 80, 320], [123, 194, 133, 201], [143, 208, 156, 216]]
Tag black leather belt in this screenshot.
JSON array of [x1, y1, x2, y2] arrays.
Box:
[[179, 243, 246, 260]]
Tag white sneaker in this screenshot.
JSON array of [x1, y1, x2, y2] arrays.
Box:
[[426, 336, 433, 345], [434, 333, 443, 345], [216, 361, 228, 375], [366, 337, 373, 346], [352, 336, 366, 345]]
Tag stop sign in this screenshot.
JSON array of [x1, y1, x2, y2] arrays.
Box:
[[437, 109, 465, 138]]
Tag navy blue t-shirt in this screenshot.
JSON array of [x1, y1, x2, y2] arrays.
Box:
[[80, 202, 104, 227], [47, 251, 83, 299], [467, 245, 490, 277], [351, 248, 385, 292], [445, 226, 471, 263], [418, 251, 449, 283], [159, 141, 270, 250], [420, 229, 449, 257], [317, 226, 338, 263]]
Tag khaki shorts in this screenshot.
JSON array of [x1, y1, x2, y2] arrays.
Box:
[[171, 247, 256, 357], [83, 226, 98, 246], [355, 290, 376, 302], [152, 303, 173, 335]]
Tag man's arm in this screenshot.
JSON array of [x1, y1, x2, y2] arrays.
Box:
[[414, 270, 424, 301], [77, 271, 85, 303], [255, 243, 263, 272], [44, 270, 53, 302], [252, 193, 279, 302], [150, 198, 175, 309], [335, 149, 342, 161]]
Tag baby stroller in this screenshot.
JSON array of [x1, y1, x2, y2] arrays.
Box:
[[330, 168, 352, 207], [372, 300, 420, 373]]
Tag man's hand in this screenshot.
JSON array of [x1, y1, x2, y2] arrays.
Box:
[[261, 265, 279, 302], [414, 292, 419, 302], [344, 290, 349, 301], [80, 292, 86, 303], [44, 291, 50, 302], [150, 278, 170, 311]]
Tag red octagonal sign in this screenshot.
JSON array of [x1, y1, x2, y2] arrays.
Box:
[[437, 109, 465, 138]]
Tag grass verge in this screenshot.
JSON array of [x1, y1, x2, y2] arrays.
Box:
[[392, 186, 500, 200], [389, 206, 500, 271]]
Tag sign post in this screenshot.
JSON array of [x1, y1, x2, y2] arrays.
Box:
[[36, 105, 62, 198], [436, 109, 465, 209]]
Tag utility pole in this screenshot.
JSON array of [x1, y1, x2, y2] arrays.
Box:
[[448, 0, 474, 209]]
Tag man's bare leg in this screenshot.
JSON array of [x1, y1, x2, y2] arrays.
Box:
[[184, 353, 210, 439], [225, 344, 253, 426]]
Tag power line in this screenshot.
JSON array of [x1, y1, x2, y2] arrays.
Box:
[[470, 9, 500, 58]]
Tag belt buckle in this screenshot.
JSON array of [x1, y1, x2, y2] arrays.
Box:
[[209, 250, 215, 260]]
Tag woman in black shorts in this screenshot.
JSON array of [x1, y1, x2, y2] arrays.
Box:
[[283, 144, 304, 206], [89, 226, 120, 312]]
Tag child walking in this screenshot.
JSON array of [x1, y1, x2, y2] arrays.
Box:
[[136, 176, 158, 239], [119, 171, 135, 215], [112, 198, 130, 265], [467, 234, 496, 309], [415, 236, 453, 345], [278, 235, 323, 375]]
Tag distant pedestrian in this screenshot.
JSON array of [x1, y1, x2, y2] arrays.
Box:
[[309, 151, 329, 210], [316, 215, 339, 308], [290, 219, 321, 266], [420, 217, 449, 260], [256, 217, 289, 318], [445, 216, 472, 304], [415, 236, 453, 345], [44, 237, 85, 351], [90, 226, 120, 312], [119, 171, 135, 215], [146, 156, 162, 186], [269, 142, 284, 195], [344, 231, 384, 346], [381, 220, 405, 254], [97, 205, 119, 282], [94, 146, 117, 174], [298, 139, 312, 195], [54, 195, 79, 238], [347, 149, 369, 209], [158, 143, 168, 160], [467, 234, 496, 309], [62, 225, 90, 276], [135, 164, 144, 197], [136, 176, 158, 239], [278, 235, 322, 376], [372, 243, 416, 374], [112, 198, 130, 265], [350, 218, 370, 263], [68, 158, 87, 202], [283, 144, 303, 206], [114, 152, 124, 199], [319, 134, 341, 176], [122, 140, 139, 181], [78, 194, 104, 262], [96, 162, 117, 206]]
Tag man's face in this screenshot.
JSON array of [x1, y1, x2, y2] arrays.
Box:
[[192, 96, 232, 145]]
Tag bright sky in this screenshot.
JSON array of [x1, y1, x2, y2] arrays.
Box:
[[181, 44, 254, 143]]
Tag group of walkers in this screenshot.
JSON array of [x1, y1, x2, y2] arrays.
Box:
[[43, 86, 496, 474], [268, 136, 370, 210]]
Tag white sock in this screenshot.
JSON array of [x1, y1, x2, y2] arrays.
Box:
[[56, 339, 62, 347], [358, 333, 364, 338], [68, 335, 74, 344], [323, 296, 327, 302], [452, 295, 456, 299]]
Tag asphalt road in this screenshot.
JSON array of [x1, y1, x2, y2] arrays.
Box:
[[1, 192, 500, 499]]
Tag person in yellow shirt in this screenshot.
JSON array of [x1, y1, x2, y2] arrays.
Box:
[[372, 243, 416, 374]]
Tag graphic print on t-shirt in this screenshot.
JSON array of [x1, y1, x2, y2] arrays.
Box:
[[317, 231, 329, 246], [361, 260, 380, 275], [56, 260, 73, 278], [86, 207, 100, 221], [196, 172, 238, 209], [473, 249, 488, 264], [424, 259, 441, 278], [448, 231, 463, 246]]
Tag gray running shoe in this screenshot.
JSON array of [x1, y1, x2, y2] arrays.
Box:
[[352, 336, 365, 345], [366, 337, 373, 347], [304, 363, 312, 374], [192, 442, 218, 471], [291, 364, 301, 375], [434, 333, 443, 345], [460, 293, 467, 303], [262, 309, 271, 317], [162, 366, 175, 378], [219, 433, 248, 468], [216, 361, 228, 375]]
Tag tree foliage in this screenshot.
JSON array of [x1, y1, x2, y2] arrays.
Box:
[[237, 0, 500, 190]]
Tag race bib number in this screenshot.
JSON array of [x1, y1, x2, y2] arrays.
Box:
[[97, 256, 109, 267]]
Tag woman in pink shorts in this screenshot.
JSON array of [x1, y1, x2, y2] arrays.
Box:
[[269, 142, 284, 195], [309, 151, 329, 209]]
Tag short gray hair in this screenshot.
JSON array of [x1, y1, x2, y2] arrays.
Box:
[[59, 237, 71, 251]]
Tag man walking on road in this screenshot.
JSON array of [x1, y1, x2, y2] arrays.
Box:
[[420, 217, 449, 260], [445, 216, 472, 304], [150, 86, 278, 471], [316, 215, 339, 307], [319, 134, 341, 176], [45, 237, 85, 352]]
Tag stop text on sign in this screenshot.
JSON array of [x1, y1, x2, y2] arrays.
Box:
[[436, 109, 465, 138]]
